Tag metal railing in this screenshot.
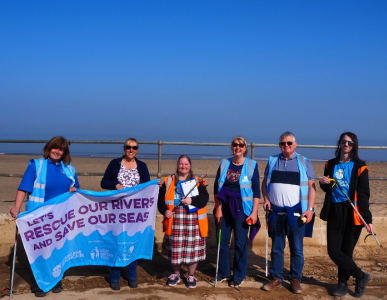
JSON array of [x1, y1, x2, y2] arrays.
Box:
[[1, 139, 387, 180]]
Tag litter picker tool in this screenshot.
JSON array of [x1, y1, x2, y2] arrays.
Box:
[[214, 216, 222, 287], [265, 206, 269, 277], [9, 192, 28, 300], [329, 178, 381, 247]]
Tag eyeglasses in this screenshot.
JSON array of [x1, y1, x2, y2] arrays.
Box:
[[125, 145, 139, 150], [340, 140, 354, 146], [280, 141, 293, 146], [232, 142, 245, 148]]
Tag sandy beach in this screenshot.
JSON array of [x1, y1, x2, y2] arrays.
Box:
[[0, 154, 386, 299]]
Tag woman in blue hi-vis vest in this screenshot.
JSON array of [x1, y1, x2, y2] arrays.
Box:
[[10, 136, 80, 298], [213, 136, 261, 287]]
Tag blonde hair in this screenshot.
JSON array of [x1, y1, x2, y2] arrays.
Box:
[[231, 135, 248, 157]]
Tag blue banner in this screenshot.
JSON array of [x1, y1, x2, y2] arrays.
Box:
[[16, 180, 159, 292]]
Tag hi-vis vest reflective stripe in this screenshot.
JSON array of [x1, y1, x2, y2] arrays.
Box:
[[218, 158, 256, 216], [27, 158, 75, 211], [163, 175, 208, 237]]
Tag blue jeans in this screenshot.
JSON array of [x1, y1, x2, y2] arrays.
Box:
[[269, 214, 305, 282], [218, 199, 249, 281], [110, 260, 138, 282]]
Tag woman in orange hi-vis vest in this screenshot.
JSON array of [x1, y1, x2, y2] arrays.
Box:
[[157, 155, 209, 289], [319, 132, 373, 298]]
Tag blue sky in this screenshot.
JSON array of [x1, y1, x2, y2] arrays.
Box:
[[1, 0, 386, 146]]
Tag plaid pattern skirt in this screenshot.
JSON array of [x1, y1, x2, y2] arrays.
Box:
[[166, 205, 206, 265]]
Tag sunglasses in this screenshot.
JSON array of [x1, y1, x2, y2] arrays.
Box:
[[340, 140, 354, 146], [232, 142, 245, 148], [280, 141, 293, 146], [125, 145, 139, 150]]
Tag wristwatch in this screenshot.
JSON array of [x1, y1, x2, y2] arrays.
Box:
[[307, 207, 315, 213]]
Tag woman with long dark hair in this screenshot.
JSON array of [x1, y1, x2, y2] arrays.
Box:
[[320, 132, 373, 298]]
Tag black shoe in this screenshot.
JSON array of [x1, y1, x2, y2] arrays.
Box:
[[128, 279, 138, 288], [34, 290, 46, 297], [355, 273, 370, 298], [332, 281, 347, 296], [52, 286, 62, 293], [110, 282, 120, 291]]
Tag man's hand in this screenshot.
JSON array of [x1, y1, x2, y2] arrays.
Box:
[[301, 210, 313, 224]]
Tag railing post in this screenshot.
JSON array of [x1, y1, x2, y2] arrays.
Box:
[[251, 143, 255, 160], [157, 140, 163, 178]]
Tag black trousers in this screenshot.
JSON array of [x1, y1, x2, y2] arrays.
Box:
[[327, 201, 363, 282]]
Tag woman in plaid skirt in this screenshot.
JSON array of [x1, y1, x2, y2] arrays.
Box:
[[158, 155, 209, 288]]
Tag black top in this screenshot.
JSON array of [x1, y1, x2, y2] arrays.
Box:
[[319, 158, 372, 224]]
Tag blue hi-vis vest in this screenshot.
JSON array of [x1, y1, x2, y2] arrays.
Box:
[[218, 158, 256, 216], [266, 153, 309, 214], [26, 158, 76, 211]]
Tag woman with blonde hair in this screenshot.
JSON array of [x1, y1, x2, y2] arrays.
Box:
[[213, 136, 261, 287], [101, 137, 150, 290]]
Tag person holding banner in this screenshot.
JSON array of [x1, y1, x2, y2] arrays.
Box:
[[213, 136, 261, 288], [10, 136, 79, 297], [101, 137, 150, 290], [319, 132, 373, 298], [158, 155, 209, 289]]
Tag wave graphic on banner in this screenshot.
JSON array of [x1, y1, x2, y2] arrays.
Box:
[[16, 180, 159, 292]]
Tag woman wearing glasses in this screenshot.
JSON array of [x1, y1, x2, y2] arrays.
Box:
[[101, 137, 150, 290], [319, 132, 373, 298], [213, 136, 261, 287]]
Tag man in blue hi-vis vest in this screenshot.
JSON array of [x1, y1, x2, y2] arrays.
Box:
[[261, 131, 316, 295]]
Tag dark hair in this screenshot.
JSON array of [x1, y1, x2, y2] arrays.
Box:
[[43, 136, 71, 165], [175, 155, 194, 184], [334, 132, 363, 162]]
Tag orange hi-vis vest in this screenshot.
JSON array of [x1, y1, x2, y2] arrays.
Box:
[[163, 175, 208, 237], [353, 166, 369, 225]]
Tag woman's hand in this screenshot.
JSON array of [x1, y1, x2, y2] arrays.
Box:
[[158, 179, 163, 187], [246, 213, 258, 225], [165, 210, 173, 219], [180, 197, 192, 206], [365, 223, 373, 234], [10, 208, 20, 219], [116, 184, 124, 190], [215, 205, 223, 223], [69, 187, 77, 193], [319, 175, 330, 185]]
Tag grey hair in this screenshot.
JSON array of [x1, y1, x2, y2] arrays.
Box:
[[231, 135, 248, 157], [279, 131, 296, 143]]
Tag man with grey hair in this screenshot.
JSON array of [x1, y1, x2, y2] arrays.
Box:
[[261, 131, 316, 294]]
